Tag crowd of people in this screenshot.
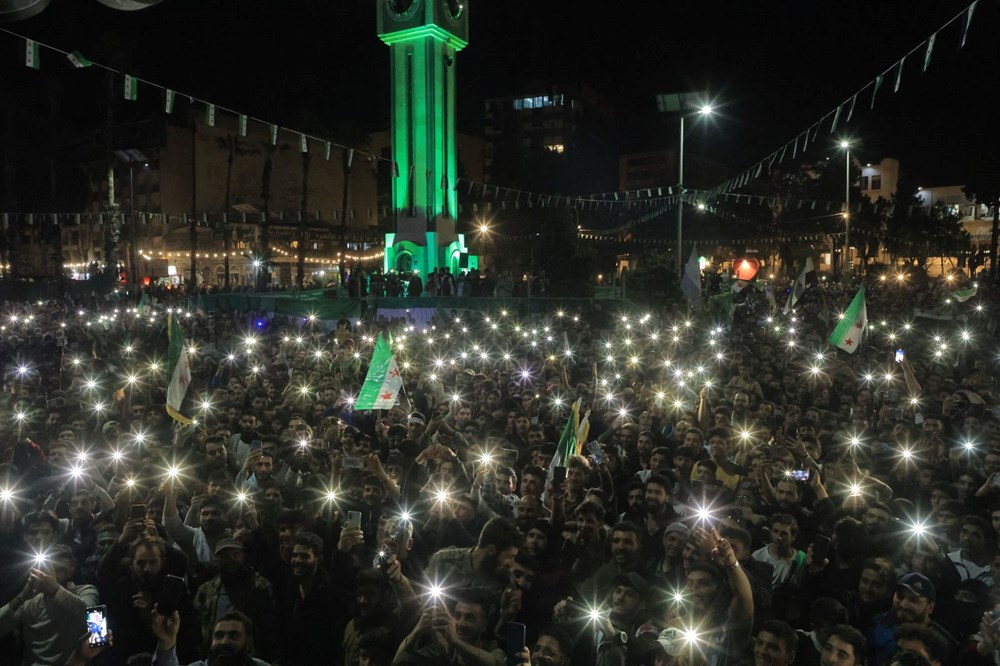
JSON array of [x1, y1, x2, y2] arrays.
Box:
[[0, 267, 998, 666]]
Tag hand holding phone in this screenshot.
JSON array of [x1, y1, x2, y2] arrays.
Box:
[[811, 535, 831, 564], [155, 575, 186, 617], [86, 605, 109, 647], [786, 469, 810, 482], [505, 622, 526, 666]]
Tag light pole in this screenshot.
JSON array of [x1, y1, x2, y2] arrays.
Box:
[[676, 105, 715, 275], [839, 140, 851, 279]]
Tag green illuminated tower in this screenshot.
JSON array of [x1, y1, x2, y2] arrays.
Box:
[[378, 0, 477, 278]]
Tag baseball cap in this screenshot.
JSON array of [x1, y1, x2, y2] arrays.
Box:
[[214, 538, 245, 556], [612, 571, 648, 597], [897, 572, 936, 602]]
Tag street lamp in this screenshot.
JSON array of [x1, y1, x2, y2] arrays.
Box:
[[675, 105, 714, 275], [657, 92, 715, 276], [839, 140, 851, 279]]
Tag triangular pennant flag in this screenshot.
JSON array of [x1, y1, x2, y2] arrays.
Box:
[[205, 103, 216, 127], [124, 75, 138, 101], [870, 74, 884, 109], [346, 148, 354, 167], [830, 105, 842, 134], [923, 33, 936, 72], [300, 133, 308, 153], [846, 93, 857, 123], [893, 56, 905, 93], [792, 135, 799, 159], [268, 124, 277, 145], [960, 1, 977, 49], [165, 89, 176, 114], [238, 114, 247, 137], [324, 141, 331, 160], [67, 50, 91, 68], [25, 39, 40, 69]]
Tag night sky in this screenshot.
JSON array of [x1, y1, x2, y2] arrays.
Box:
[[5, 0, 998, 190]]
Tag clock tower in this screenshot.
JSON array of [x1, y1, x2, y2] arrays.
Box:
[[377, 0, 477, 279]]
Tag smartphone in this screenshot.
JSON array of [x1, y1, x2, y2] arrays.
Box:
[[130, 504, 147, 520], [585, 441, 605, 465], [86, 605, 110, 647], [505, 622, 526, 666], [895, 349, 905, 364], [787, 469, 810, 482], [156, 574, 186, 617], [992, 475, 1000, 489], [552, 465, 566, 485], [566, 600, 600, 622], [812, 535, 831, 563], [343, 457, 364, 470], [347, 510, 362, 529], [249, 440, 263, 453]]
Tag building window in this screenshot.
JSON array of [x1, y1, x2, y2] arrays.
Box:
[[544, 144, 564, 154], [870, 175, 882, 190], [513, 99, 523, 111], [858, 176, 868, 190]]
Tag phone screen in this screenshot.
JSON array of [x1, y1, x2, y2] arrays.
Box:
[[130, 504, 147, 520], [787, 469, 810, 482], [86, 605, 109, 647], [347, 511, 362, 529], [895, 349, 905, 364]]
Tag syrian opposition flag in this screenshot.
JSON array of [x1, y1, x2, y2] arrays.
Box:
[[355, 334, 402, 410], [828, 287, 867, 353], [124, 75, 138, 101], [952, 285, 977, 302], [66, 50, 91, 68], [549, 399, 586, 471], [681, 247, 703, 308], [25, 39, 40, 69], [166, 314, 193, 424], [783, 256, 816, 314]]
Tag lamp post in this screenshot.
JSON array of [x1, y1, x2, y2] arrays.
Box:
[[839, 140, 851, 279], [676, 105, 715, 275]]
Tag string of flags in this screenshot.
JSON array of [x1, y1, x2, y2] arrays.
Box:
[[0, 27, 389, 170], [700, 1, 979, 201], [453, 177, 685, 210], [576, 231, 846, 247]]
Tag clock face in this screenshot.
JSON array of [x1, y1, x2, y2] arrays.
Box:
[[386, 0, 417, 18], [443, 0, 463, 20]]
